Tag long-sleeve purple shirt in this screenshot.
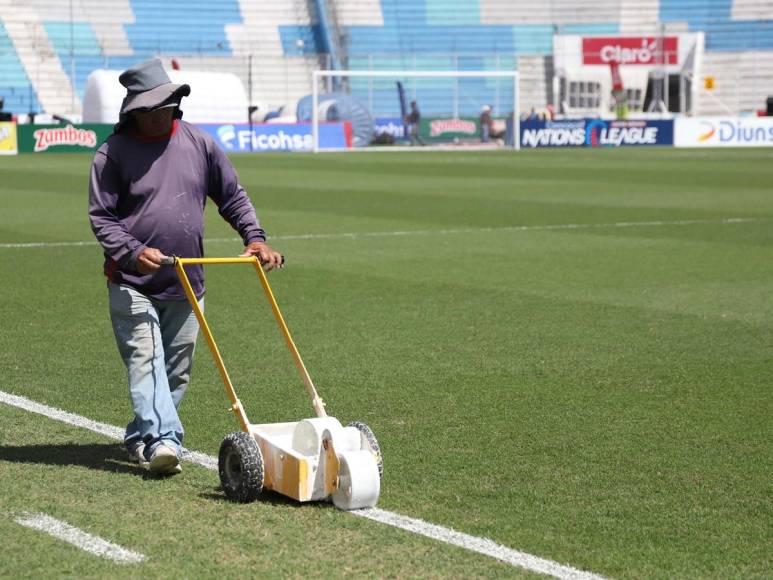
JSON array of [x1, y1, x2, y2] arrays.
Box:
[[88, 120, 265, 300]]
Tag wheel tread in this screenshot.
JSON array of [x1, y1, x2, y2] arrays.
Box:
[[347, 421, 383, 479], [218, 431, 264, 503]]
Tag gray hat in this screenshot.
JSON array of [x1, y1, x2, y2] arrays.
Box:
[[115, 58, 190, 132], [119, 58, 190, 113]]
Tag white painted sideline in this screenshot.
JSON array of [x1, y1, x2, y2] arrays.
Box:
[[0, 217, 759, 250], [14, 512, 146, 564], [353, 508, 605, 580], [0, 390, 604, 579]]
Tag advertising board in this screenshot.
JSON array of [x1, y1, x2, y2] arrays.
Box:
[[582, 36, 679, 66], [520, 120, 586, 148], [13, 122, 351, 153], [674, 117, 773, 148], [17, 124, 112, 153], [374, 117, 406, 139], [198, 122, 351, 152], [520, 119, 673, 148], [0, 122, 17, 155], [420, 117, 480, 142]]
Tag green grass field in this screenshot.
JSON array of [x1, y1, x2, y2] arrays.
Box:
[[0, 149, 771, 578]]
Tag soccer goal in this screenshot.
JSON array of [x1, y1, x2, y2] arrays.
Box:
[[310, 70, 520, 152]]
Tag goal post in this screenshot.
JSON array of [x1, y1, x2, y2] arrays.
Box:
[[311, 70, 520, 152]]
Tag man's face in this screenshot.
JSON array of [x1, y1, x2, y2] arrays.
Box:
[[133, 106, 175, 137]]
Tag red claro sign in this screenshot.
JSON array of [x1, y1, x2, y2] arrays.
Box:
[[582, 37, 678, 65]]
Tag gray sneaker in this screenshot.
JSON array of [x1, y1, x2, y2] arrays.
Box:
[[149, 444, 182, 475], [126, 443, 149, 468]]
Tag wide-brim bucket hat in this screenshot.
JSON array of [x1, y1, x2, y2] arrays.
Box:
[[114, 58, 190, 131]]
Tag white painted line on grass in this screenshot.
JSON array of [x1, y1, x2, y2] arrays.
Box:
[[0, 391, 124, 440], [0, 217, 760, 249], [0, 390, 604, 579], [0, 391, 216, 470], [353, 508, 605, 580], [14, 512, 146, 564]]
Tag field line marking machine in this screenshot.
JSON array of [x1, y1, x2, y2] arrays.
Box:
[[162, 255, 382, 510]]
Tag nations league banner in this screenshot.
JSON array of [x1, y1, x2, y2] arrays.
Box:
[[675, 117, 773, 148], [199, 123, 352, 152], [520, 119, 673, 148]]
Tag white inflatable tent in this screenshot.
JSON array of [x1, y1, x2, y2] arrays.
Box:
[[82, 69, 249, 125]]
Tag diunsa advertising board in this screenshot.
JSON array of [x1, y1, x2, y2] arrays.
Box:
[[675, 117, 773, 147]]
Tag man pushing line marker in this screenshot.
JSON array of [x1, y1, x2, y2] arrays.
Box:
[[88, 58, 283, 475]]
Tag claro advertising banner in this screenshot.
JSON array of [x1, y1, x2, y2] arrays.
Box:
[[675, 117, 773, 148], [520, 119, 673, 148], [198, 122, 351, 152], [582, 37, 679, 66]]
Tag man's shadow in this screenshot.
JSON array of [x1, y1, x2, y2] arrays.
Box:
[[0, 442, 160, 479], [0, 442, 315, 504]]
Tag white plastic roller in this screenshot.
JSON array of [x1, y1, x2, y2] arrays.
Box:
[[331, 450, 381, 510]]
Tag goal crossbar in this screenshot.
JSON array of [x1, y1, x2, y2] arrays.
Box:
[[311, 69, 520, 151]]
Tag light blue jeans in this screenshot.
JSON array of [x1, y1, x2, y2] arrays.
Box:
[[108, 282, 202, 460]]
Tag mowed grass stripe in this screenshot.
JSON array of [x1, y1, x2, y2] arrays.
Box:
[[0, 390, 603, 579]]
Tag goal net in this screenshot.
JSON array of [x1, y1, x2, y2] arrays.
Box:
[[310, 70, 520, 152]]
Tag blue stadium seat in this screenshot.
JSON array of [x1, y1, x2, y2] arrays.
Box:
[[0, 22, 42, 114], [125, 0, 241, 54]]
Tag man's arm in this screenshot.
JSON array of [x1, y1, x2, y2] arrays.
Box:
[[88, 151, 147, 270], [206, 142, 283, 270]]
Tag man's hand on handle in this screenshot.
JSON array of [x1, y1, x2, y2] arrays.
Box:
[[135, 243, 283, 273], [240, 241, 284, 271], [136, 247, 170, 274]]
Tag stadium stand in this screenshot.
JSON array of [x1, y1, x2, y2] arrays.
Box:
[[0, 0, 771, 118]]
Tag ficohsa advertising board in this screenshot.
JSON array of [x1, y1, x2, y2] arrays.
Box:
[[675, 117, 773, 147], [198, 123, 351, 152]]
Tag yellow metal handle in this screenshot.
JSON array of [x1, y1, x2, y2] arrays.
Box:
[[248, 258, 327, 418], [170, 256, 327, 424], [172, 258, 250, 431]]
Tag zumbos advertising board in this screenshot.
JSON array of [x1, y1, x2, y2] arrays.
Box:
[[17, 124, 112, 153], [198, 123, 351, 152], [675, 117, 773, 147]]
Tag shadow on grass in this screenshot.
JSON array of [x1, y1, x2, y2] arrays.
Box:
[[0, 442, 169, 479], [199, 488, 305, 508]]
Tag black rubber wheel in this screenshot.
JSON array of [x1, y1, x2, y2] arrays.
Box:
[[347, 421, 383, 479], [218, 432, 264, 503]]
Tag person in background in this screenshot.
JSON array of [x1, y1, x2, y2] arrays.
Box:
[[405, 100, 426, 146], [0, 97, 12, 122], [480, 104, 493, 142], [88, 58, 283, 475]]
